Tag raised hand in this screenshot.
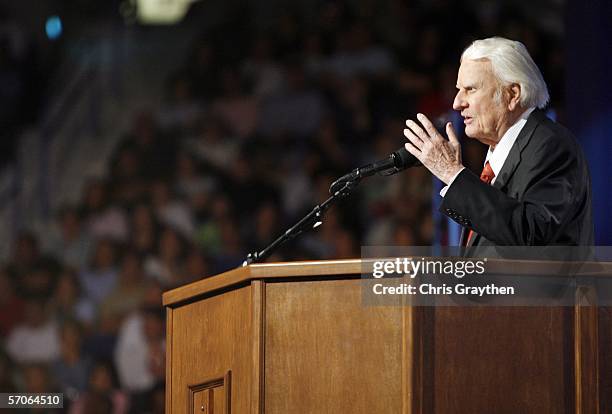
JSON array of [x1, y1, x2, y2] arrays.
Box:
[[404, 113, 464, 184]]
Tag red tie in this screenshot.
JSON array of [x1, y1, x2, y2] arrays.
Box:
[[465, 161, 495, 245]]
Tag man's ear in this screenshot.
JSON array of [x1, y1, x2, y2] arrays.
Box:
[[507, 84, 521, 111]]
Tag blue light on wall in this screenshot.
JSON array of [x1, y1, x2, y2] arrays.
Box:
[[567, 0, 612, 245], [45, 16, 62, 40]]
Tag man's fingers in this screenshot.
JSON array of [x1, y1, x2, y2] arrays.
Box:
[[404, 128, 424, 150], [404, 142, 422, 160], [416, 113, 440, 140], [446, 122, 460, 147], [405, 119, 429, 143]]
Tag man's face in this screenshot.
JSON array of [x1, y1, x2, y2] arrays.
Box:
[[453, 59, 509, 146]]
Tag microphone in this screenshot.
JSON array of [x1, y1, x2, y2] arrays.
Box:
[[329, 147, 421, 193]]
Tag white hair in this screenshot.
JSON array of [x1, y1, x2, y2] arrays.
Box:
[[461, 37, 549, 109]]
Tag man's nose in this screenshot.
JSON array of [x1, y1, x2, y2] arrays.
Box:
[[453, 91, 466, 111]]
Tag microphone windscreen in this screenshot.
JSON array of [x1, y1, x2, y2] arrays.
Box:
[[393, 147, 421, 169]]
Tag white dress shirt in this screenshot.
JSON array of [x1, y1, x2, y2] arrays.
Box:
[[440, 107, 535, 196]]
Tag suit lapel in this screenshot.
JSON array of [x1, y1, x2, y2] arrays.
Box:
[[493, 109, 546, 190], [464, 110, 548, 246]]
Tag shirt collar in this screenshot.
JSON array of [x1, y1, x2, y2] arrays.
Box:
[[485, 107, 535, 182]]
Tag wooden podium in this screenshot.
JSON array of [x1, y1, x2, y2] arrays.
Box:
[[162, 259, 611, 413]]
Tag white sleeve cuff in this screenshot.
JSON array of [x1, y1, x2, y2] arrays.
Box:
[[439, 167, 465, 197]]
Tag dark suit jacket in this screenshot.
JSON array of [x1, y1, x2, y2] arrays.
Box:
[[440, 109, 593, 246]]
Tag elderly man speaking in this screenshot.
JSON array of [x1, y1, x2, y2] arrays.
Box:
[[404, 37, 593, 246]]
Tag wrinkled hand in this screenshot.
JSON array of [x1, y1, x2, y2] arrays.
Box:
[[404, 113, 463, 185]]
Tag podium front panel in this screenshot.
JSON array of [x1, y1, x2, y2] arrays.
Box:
[[264, 279, 406, 413], [168, 285, 254, 413]]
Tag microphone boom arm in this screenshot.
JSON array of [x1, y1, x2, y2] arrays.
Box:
[[329, 149, 415, 194], [243, 180, 358, 266], [243, 147, 420, 266]]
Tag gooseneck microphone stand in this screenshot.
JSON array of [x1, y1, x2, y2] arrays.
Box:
[[243, 180, 358, 266], [243, 150, 414, 266]]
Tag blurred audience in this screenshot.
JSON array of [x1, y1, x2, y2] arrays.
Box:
[[69, 360, 129, 414], [51, 269, 96, 328], [78, 239, 119, 305], [51, 320, 91, 400], [115, 286, 165, 398], [5, 299, 60, 364]]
